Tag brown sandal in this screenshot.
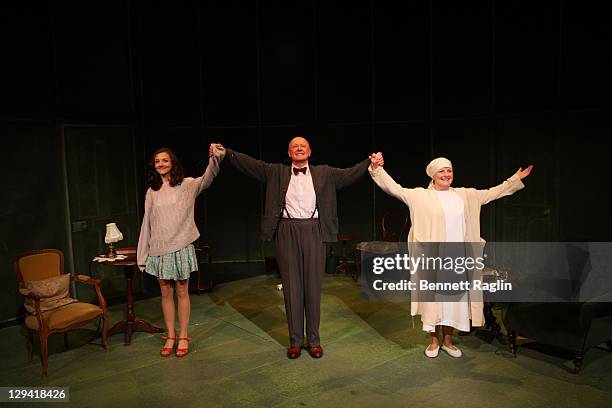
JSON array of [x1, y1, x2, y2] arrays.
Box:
[[160, 334, 176, 357], [175, 337, 192, 357]]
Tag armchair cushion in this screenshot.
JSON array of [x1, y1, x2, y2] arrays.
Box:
[[25, 302, 102, 331], [24, 274, 78, 314]]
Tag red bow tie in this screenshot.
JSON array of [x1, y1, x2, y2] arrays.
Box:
[[293, 167, 307, 175]]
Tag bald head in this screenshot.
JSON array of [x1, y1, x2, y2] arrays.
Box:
[[288, 136, 310, 149], [288, 136, 311, 166]]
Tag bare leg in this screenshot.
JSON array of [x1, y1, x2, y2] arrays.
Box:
[[428, 326, 441, 350], [158, 279, 176, 349], [442, 325, 458, 349], [175, 279, 191, 351]]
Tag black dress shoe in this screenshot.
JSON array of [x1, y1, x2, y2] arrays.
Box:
[[308, 345, 324, 358], [287, 346, 302, 359]]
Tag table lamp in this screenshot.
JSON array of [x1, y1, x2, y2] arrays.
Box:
[[104, 222, 123, 258]]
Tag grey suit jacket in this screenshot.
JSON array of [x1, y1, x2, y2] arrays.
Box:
[[225, 148, 370, 242]]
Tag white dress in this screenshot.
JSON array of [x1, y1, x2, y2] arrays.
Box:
[[422, 189, 471, 333]]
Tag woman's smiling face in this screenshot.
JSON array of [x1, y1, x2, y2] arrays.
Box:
[[154, 152, 172, 177], [432, 167, 453, 190]]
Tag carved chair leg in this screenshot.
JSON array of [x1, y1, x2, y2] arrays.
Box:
[[101, 316, 110, 351], [39, 331, 49, 376]]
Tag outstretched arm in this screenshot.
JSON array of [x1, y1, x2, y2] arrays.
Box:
[[369, 153, 413, 206], [334, 158, 371, 189], [220, 145, 270, 183], [476, 164, 532, 205], [194, 144, 225, 195]]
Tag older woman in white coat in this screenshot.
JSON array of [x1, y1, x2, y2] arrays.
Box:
[[369, 153, 532, 358]]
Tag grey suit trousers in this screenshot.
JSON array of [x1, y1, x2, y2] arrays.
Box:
[[276, 218, 326, 347]]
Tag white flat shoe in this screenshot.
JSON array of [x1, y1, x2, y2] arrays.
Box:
[[441, 344, 462, 358], [425, 344, 440, 358]]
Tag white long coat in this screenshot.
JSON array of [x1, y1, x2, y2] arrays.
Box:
[[370, 166, 525, 327]]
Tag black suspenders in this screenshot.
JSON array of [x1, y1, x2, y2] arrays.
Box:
[[282, 204, 318, 219]]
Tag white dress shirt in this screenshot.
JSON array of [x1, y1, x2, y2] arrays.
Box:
[[283, 166, 318, 218]]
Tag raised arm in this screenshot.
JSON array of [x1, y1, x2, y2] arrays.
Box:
[[476, 165, 532, 205], [194, 144, 225, 195], [333, 158, 371, 189], [224, 147, 270, 183], [136, 188, 153, 272], [369, 164, 413, 207]]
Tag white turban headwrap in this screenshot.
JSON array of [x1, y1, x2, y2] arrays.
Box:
[[426, 157, 452, 188]]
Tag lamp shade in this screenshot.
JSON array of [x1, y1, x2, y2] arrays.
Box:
[[104, 223, 123, 244]]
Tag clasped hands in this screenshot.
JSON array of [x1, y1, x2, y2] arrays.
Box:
[[209, 143, 225, 157], [369, 152, 384, 169]]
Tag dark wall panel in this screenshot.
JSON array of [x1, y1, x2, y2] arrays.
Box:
[[260, 1, 315, 125], [432, 0, 492, 118], [495, 0, 559, 112], [201, 0, 259, 126], [138, 0, 201, 125], [317, 0, 372, 123], [373, 1, 430, 121], [561, 1, 612, 109], [53, 0, 133, 120], [1, 3, 55, 118], [558, 112, 612, 240], [2, 126, 69, 322]]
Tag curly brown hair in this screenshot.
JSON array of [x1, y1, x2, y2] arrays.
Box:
[[148, 147, 185, 191]]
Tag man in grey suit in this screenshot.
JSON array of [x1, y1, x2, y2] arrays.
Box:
[[213, 137, 373, 359]]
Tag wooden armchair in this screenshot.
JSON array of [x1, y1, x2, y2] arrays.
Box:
[[14, 249, 110, 376]]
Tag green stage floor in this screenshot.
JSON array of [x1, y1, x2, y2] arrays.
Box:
[[1, 275, 611, 407]]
